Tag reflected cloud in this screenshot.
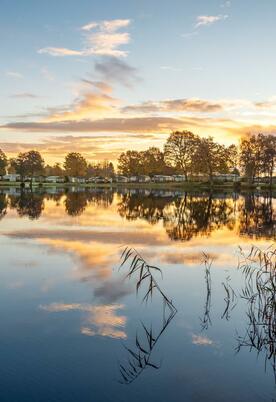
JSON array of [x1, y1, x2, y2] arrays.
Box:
[[40, 303, 127, 339], [192, 334, 213, 346], [94, 278, 133, 303]]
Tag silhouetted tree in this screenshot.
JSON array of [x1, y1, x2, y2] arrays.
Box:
[[193, 137, 231, 184], [164, 131, 199, 180], [64, 152, 87, 177], [11, 151, 44, 185], [0, 149, 8, 176]]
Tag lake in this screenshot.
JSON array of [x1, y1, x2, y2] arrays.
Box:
[[0, 187, 275, 402]]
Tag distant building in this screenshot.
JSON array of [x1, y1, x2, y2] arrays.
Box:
[[115, 175, 129, 183], [214, 174, 240, 182], [136, 175, 151, 183], [46, 176, 65, 183], [68, 177, 86, 184], [32, 175, 46, 183], [172, 175, 186, 182], [152, 175, 173, 183], [94, 176, 107, 184], [2, 174, 20, 182]]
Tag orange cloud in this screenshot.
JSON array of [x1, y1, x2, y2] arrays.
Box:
[[45, 92, 119, 122], [40, 303, 127, 339]]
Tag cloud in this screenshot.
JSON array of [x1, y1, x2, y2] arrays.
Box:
[[10, 93, 39, 99], [4, 228, 166, 247], [38, 47, 83, 56], [94, 57, 140, 87], [122, 97, 254, 114], [0, 116, 189, 133], [40, 302, 127, 339], [45, 91, 119, 122], [0, 134, 157, 161], [123, 98, 225, 114], [80, 79, 113, 94], [38, 19, 131, 58], [94, 278, 133, 304], [192, 334, 213, 345], [6, 71, 23, 79], [81, 19, 130, 33], [195, 15, 228, 28], [254, 97, 276, 110]]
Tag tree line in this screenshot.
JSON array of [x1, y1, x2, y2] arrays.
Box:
[[0, 131, 275, 185], [0, 150, 115, 183], [118, 131, 276, 185]]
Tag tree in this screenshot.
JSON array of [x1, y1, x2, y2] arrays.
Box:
[[45, 162, 65, 177], [142, 147, 169, 176], [101, 160, 115, 177], [164, 131, 199, 180], [239, 134, 262, 184], [64, 152, 87, 177], [259, 134, 276, 187], [0, 149, 7, 176], [24, 150, 44, 183], [193, 137, 230, 184], [10, 156, 27, 181], [10, 150, 44, 184], [227, 144, 239, 174], [118, 151, 143, 176]]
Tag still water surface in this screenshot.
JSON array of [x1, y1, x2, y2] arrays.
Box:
[[0, 187, 275, 401]]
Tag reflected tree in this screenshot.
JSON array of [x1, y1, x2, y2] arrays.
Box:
[[238, 194, 276, 239], [118, 192, 169, 224], [118, 192, 237, 241], [64, 192, 88, 216], [9, 191, 44, 220], [164, 194, 235, 241], [0, 193, 7, 220]]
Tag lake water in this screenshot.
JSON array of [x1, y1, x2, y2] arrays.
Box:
[[0, 187, 275, 402]]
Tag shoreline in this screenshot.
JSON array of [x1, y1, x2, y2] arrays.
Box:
[[0, 181, 275, 193]]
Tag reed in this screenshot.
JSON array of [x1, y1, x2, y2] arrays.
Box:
[[118, 247, 177, 384], [236, 245, 276, 379], [200, 252, 212, 330]]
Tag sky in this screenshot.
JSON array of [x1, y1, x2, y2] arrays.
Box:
[[1, 0, 276, 163]]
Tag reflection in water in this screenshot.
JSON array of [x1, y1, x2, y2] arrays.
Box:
[[118, 244, 276, 386], [201, 246, 276, 380], [9, 191, 45, 220], [118, 248, 177, 384], [0, 193, 7, 220], [64, 191, 88, 216], [164, 195, 236, 241], [64, 189, 114, 216], [0, 187, 275, 400], [40, 303, 127, 339], [118, 190, 275, 241], [238, 194, 276, 239], [237, 246, 276, 380], [1, 188, 275, 241], [200, 253, 212, 330]]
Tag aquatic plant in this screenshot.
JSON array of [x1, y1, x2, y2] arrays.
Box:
[[200, 252, 212, 330], [236, 245, 276, 379], [118, 247, 177, 384]]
